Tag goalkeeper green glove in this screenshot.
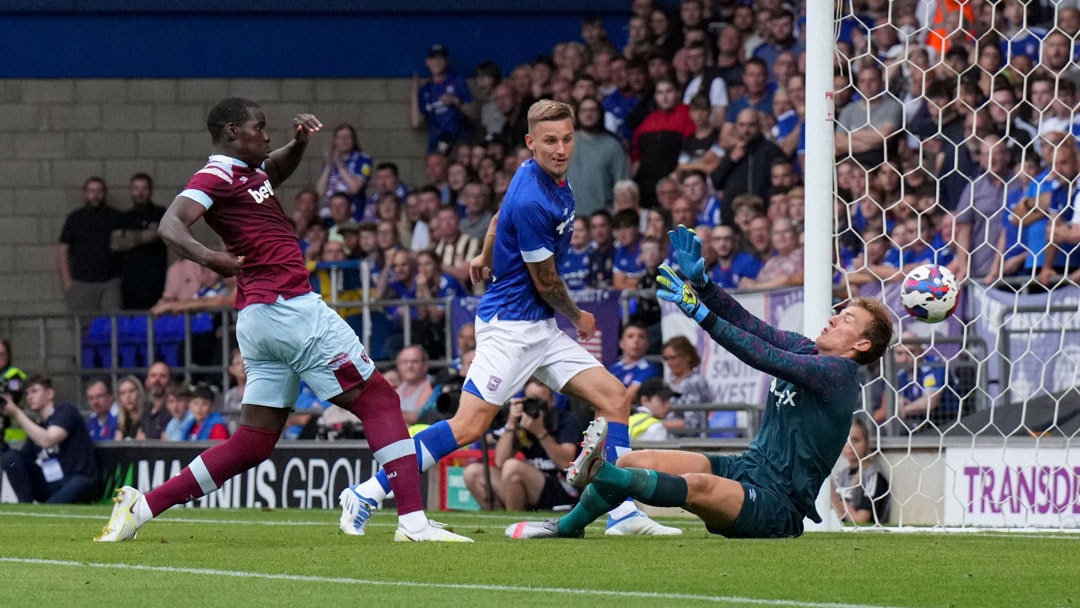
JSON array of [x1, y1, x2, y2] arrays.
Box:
[[656, 264, 709, 324]]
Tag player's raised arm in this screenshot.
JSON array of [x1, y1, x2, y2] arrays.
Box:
[[669, 225, 805, 351], [656, 266, 847, 395], [264, 113, 323, 188], [159, 197, 243, 278]]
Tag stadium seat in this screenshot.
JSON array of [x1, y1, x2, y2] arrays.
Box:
[[82, 316, 113, 368]]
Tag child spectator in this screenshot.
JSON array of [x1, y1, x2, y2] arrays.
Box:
[[163, 383, 194, 441], [181, 384, 229, 441], [831, 417, 890, 524], [629, 377, 676, 441]]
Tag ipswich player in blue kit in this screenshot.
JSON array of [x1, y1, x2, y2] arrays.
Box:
[[508, 225, 893, 539], [342, 100, 678, 536]]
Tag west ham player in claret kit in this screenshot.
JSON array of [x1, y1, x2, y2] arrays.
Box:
[[95, 97, 470, 543]]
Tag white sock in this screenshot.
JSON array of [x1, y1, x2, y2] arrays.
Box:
[[608, 499, 638, 520], [357, 477, 388, 503], [132, 495, 153, 528], [398, 511, 428, 531]]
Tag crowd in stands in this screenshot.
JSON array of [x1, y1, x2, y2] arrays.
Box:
[[14, 0, 1080, 513]]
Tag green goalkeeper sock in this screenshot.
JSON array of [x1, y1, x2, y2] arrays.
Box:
[[594, 465, 689, 508], [556, 482, 626, 537]]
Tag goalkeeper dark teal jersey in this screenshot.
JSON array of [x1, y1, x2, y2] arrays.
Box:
[[695, 282, 861, 523]]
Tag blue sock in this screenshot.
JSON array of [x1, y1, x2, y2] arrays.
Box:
[[605, 422, 630, 464], [602, 421, 638, 520], [372, 420, 459, 494]]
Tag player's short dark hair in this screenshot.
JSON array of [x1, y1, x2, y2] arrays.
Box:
[[25, 374, 51, 390], [83, 176, 106, 192], [688, 94, 712, 111], [129, 172, 153, 189], [376, 162, 399, 177], [745, 57, 768, 73], [207, 97, 259, 143], [612, 209, 640, 230], [418, 185, 441, 199], [681, 169, 707, 184], [574, 74, 597, 87], [851, 298, 894, 366], [190, 383, 216, 405], [86, 376, 112, 394], [589, 209, 612, 224], [620, 321, 649, 338]]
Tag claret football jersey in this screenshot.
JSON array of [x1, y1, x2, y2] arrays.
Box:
[[180, 154, 311, 309]]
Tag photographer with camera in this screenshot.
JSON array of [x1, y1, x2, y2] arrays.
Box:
[[463, 379, 582, 511], [1, 339, 28, 452], [2, 374, 98, 503]]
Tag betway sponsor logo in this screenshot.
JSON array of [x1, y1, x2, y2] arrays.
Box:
[[248, 181, 275, 204]]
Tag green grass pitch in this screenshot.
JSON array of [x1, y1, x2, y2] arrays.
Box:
[[0, 504, 1074, 608]]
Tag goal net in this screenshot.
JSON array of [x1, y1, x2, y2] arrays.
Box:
[[830, 0, 1080, 530]]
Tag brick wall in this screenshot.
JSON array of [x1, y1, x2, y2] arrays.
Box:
[[0, 78, 426, 317]]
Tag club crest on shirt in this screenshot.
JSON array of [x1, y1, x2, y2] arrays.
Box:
[[359, 349, 371, 364], [487, 375, 502, 392], [328, 352, 352, 371]]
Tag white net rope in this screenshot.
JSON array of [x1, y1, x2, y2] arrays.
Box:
[[831, 0, 1080, 529]]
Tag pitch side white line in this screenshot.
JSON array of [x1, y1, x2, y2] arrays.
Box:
[[0, 510, 690, 530], [0, 557, 907, 608]]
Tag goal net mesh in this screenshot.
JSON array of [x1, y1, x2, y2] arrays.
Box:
[[831, 0, 1080, 529]]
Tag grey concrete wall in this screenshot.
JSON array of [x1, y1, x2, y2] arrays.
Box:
[[0, 78, 426, 318]]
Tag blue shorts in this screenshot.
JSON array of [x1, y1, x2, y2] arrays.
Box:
[[236, 292, 376, 409], [706, 454, 804, 539]]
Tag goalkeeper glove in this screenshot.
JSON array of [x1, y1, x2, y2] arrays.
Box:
[[667, 225, 709, 288], [656, 264, 710, 324]]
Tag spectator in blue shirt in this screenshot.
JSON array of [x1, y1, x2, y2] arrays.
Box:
[[608, 322, 660, 396], [561, 216, 593, 291], [612, 209, 646, 289], [84, 378, 117, 441], [707, 224, 763, 288], [412, 44, 474, 155], [880, 333, 960, 430], [316, 124, 373, 220]]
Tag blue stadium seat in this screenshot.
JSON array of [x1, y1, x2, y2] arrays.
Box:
[[82, 316, 113, 368], [153, 314, 185, 367], [118, 315, 149, 368]]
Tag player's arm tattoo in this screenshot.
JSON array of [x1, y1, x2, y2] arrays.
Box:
[[527, 257, 581, 322]]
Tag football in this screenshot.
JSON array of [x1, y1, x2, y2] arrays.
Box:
[[900, 263, 960, 323]]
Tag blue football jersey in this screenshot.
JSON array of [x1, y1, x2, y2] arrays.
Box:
[[561, 243, 594, 290], [477, 160, 576, 322]]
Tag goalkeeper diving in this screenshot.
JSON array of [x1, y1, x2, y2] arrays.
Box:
[[507, 226, 894, 539]]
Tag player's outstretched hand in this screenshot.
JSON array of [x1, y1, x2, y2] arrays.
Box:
[[667, 225, 708, 287], [656, 265, 709, 323], [574, 310, 597, 341], [206, 251, 245, 278], [292, 114, 324, 143]]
